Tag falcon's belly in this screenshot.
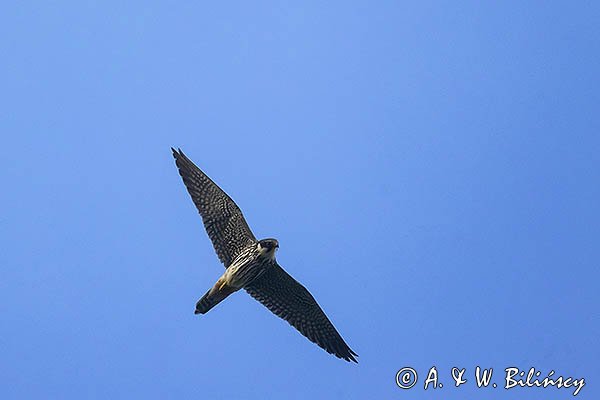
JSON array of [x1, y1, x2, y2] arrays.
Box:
[[224, 247, 273, 289]]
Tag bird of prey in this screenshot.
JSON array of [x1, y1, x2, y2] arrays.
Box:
[[172, 148, 358, 363]]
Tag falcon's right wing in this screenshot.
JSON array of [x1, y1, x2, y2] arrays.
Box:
[[172, 148, 256, 267]]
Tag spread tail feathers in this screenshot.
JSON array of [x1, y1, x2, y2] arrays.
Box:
[[195, 280, 237, 314]]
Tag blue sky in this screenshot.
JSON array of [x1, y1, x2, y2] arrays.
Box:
[[1, 1, 598, 399]]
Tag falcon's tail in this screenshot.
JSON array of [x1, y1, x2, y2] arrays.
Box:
[[195, 280, 237, 314]]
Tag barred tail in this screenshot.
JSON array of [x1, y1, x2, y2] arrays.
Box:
[[195, 281, 237, 314]]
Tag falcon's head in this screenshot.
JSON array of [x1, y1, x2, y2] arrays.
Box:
[[257, 238, 279, 259]]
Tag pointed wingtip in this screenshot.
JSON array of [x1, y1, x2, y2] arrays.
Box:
[[345, 351, 359, 363], [172, 148, 187, 162]]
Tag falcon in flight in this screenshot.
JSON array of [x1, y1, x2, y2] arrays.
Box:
[[172, 148, 358, 363]]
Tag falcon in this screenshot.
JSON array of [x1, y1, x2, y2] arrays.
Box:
[[172, 148, 358, 363]]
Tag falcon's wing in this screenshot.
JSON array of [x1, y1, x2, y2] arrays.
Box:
[[245, 263, 358, 363], [172, 148, 256, 267]]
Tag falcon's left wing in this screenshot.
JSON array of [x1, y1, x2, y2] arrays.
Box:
[[245, 263, 358, 363]]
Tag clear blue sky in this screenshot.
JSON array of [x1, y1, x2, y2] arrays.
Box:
[[1, 2, 598, 399]]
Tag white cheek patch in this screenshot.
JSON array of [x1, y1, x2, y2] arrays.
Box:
[[257, 242, 276, 259], [257, 243, 268, 256]]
